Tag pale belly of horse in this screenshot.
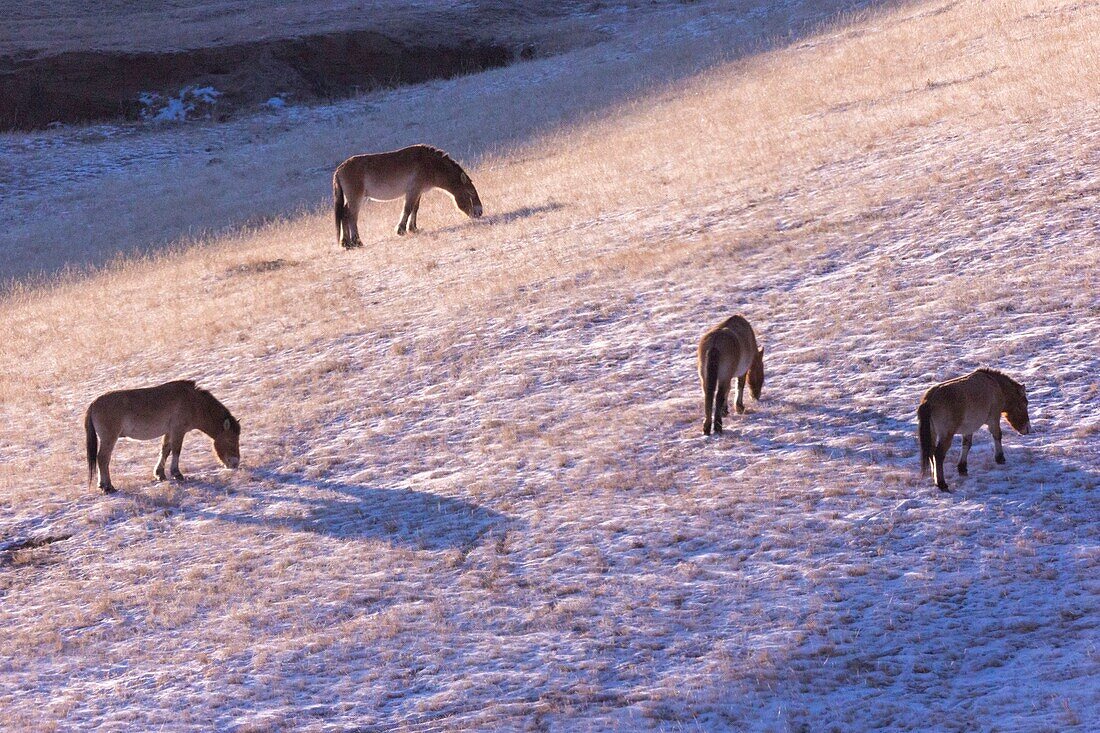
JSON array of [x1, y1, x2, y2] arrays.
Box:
[[119, 416, 173, 441], [363, 172, 417, 201], [957, 403, 995, 433]]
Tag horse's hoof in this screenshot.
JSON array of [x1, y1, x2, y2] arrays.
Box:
[[736, 405, 746, 415], [703, 424, 712, 436], [171, 473, 185, 481], [937, 483, 950, 492], [101, 485, 117, 495], [957, 464, 968, 476], [154, 474, 167, 482], [395, 228, 407, 236], [995, 454, 1006, 465], [714, 424, 724, 435]]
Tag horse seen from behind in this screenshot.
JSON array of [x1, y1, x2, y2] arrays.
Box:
[[333, 144, 483, 247], [697, 315, 765, 435], [917, 368, 1031, 491], [84, 380, 241, 494]]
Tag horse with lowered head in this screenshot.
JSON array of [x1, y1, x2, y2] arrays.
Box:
[[84, 380, 241, 494], [917, 368, 1031, 491], [333, 144, 483, 247], [697, 315, 765, 435]]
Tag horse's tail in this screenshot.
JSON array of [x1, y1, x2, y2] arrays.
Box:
[[704, 345, 720, 429], [917, 400, 933, 476], [84, 408, 98, 487], [333, 174, 346, 243]]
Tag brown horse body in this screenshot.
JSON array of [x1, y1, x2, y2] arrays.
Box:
[[917, 368, 1030, 491], [697, 315, 765, 435], [333, 144, 483, 246], [84, 380, 241, 493]]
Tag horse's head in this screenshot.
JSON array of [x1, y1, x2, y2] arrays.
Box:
[[213, 414, 241, 469], [1003, 380, 1030, 435], [749, 346, 765, 400], [454, 171, 483, 218]]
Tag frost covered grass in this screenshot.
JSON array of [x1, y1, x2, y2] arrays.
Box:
[[1, 0, 1099, 730]]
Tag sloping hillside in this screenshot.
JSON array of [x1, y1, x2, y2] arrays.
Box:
[[1, 0, 1098, 730]]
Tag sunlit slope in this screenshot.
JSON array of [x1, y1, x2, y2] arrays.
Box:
[[1, 1, 1098, 730]]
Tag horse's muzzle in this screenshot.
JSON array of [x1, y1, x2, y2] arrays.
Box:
[[226, 457, 241, 469], [471, 205, 483, 218]]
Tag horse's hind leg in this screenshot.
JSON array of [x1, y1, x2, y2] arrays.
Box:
[[933, 435, 952, 491], [957, 434, 973, 476], [346, 197, 364, 247], [168, 432, 186, 480], [154, 435, 171, 481], [97, 434, 119, 494], [734, 375, 747, 414], [714, 382, 730, 433]]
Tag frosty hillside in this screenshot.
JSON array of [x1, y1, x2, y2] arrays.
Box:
[[1, 0, 1098, 731]]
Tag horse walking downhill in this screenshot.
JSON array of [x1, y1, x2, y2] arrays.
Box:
[[697, 315, 765, 435], [84, 380, 241, 493], [917, 368, 1031, 491], [333, 144, 483, 246]]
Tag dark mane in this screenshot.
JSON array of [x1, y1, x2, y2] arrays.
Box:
[[977, 367, 1023, 395], [185, 381, 239, 428], [421, 144, 467, 180]]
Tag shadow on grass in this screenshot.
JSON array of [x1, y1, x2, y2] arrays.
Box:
[[181, 468, 515, 551], [428, 201, 566, 238], [726, 396, 1098, 496]]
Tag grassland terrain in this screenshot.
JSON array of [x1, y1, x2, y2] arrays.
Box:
[[1, 0, 1098, 730]]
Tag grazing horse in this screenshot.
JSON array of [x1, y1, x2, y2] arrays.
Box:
[[84, 380, 241, 494], [333, 144, 483, 246], [697, 315, 765, 435], [917, 368, 1031, 491]]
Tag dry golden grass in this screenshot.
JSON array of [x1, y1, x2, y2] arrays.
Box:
[[1, 1, 1099, 730]]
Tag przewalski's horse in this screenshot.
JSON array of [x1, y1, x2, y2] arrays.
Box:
[[917, 368, 1031, 491], [333, 144, 483, 246], [697, 315, 765, 435], [84, 380, 241, 494]]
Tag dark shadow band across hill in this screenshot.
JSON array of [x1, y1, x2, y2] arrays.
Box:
[[0, 0, 912, 285]]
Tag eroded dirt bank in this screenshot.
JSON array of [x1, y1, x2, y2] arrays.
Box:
[[0, 30, 512, 130]]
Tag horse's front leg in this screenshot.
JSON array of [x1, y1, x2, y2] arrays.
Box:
[[396, 196, 415, 236], [168, 432, 186, 480], [990, 419, 1006, 464], [154, 435, 171, 481], [957, 434, 973, 476], [734, 375, 747, 414], [407, 194, 422, 234]]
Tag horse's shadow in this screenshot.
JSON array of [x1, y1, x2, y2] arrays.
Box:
[[735, 397, 1099, 493], [178, 469, 514, 551], [729, 396, 915, 465], [430, 201, 565, 235]]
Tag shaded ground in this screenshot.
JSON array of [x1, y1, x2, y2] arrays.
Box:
[[0, 1, 636, 130]]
